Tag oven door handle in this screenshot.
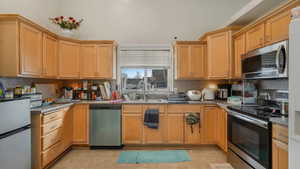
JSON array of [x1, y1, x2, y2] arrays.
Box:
[[228, 110, 269, 129]]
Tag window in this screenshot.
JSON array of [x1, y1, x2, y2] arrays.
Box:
[[121, 67, 169, 92]]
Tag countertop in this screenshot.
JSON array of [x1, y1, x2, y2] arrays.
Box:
[[31, 99, 232, 114], [270, 117, 289, 127]]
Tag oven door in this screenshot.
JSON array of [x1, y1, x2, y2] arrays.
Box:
[[228, 111, 271, 169]]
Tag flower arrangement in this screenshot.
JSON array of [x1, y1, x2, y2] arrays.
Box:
[[49, 16, 83, 30]]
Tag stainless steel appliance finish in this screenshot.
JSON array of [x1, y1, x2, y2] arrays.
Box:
[[228, 148, 256, 169], [243, 40, 288, 79], [0, 98, 31, 169], [227, 107, 271, 169], [90, 104, 122, 148]]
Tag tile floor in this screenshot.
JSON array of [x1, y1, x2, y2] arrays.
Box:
[[50, 146, 227, 169]]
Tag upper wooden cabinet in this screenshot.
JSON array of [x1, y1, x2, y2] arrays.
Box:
[[265, 10, 291, 45], [246, 23, 265, 52], [207, 31, 231, 79], [20, 23, 43, 76], [175, 42, 206, 80], [43, 34, 58, 78], [96, 45, 114, 79], [233, 34, 246, 79], [58, 41, 80, 79], [80, 44, 97, 78]]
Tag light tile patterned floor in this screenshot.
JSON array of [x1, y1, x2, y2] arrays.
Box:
[[50, 146, 227, 169]]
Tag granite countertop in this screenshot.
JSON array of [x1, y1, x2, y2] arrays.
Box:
[[270, 117, 288, 127], [31, 102, 74, 114]]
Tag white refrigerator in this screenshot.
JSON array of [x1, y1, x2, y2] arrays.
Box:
[[289, 6, 300, 169]]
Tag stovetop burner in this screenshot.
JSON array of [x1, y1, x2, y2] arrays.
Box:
[[228, 105, 287, 121]]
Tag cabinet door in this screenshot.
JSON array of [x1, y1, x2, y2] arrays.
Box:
[[176, 45, 190, 79], [43, 34, 58, 78], [122, 114, 143, 144], [272, 140, 288, 169], [58, 41, 80, 78], [246, 24, 265, 52], [96, 45, 113, 79], [207, 31, 230, 79], [184, 112, 202, 144], [202, 107, 217, 144], [216, 109, 227, 152], [233, 34, 246, 79], [80, 44, 97, 78], [20, 23, 43, 76], [265, 10, 291, 45], [167, 113, 184, 144], [73, 104, 89, 144], [61, 107, 73, 151], [190, 45, 205, 79]]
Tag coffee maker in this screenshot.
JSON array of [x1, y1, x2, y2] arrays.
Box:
[[216, 84, 232, 100]]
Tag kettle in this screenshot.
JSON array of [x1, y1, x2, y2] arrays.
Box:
[[201, 88, 215, 101]]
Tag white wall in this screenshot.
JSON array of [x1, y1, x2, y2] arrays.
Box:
[[0, 0, 60, 32], [59, 0, 250, 43], [0, 0, 250, 43]]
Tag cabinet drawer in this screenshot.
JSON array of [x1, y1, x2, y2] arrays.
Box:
[[123, 105, 143, 113], [143, 105, 165, 113], [42, 141, 62, 167], [167, 105, 202, 113], [42, 119, 63, 136], [273, 124, 288, 144], [43, 108, 67, 124], [42, 128, 62, 151]]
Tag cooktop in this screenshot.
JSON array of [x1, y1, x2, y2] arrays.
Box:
[[227, 105, 287, 121]]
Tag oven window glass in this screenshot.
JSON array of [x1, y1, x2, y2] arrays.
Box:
[[228, 115, 270, 168]]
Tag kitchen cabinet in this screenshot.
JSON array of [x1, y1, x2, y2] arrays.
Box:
[[202, 106, 218, 144], [80, 44, 97, 78], [167, 113, 184, 144], [61, 107, 73, 151], [43, 34, 58, 78], [265, 10, 291, 45], [272, 124, 288, 169], [122, 105, 143, 144], [20, 23, 43, 76], [233, 34, 246, 79], [96, 45, 114, 79], [184, 112, 202, 144], [58, 40, 80, 78], [143, 105, 166, 144], [216, 109, 227, 152], [72, 104, 89, 145], [246, 24, 265, 52], [207, 31, 231, 79], [175, 43, 206, 80]]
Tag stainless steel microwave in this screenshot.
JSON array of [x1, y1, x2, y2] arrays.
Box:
[[242, 40, 288, 79]]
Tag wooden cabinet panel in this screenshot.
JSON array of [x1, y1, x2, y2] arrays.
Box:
[[246, 24, 265, 52], [265, 10, 291, 45], [73, 104, 89, 144], [123, 105, 143, 113], [42, 128, 62, 151], [96, 45, 113, 79], [80, 44, 97, 78], [184, 112, 202, 144], [207, 31, 230, 79], [202, 107, 217, 144], [216, 109, 227, 152], [58, 41, 80, 78], [42, 141, 62, 168], [233, 34, 245, 79], [122, 114, 143, 144], [273, 124, 288, 144], [20, 23, 43, 76], [176, 45, 206, 79], [272, 139, 288, 169], [61, 107, 73, 151], [43, 34, 58, 78], [167, 113, 184, 144]]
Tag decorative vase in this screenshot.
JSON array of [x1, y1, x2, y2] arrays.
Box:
[[60, 29, 76, 38]]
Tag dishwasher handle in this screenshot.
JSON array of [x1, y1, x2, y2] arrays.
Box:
[[89, 104, 122, 110]]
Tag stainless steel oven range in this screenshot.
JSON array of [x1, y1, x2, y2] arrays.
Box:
[[227, 105, 285, 169]]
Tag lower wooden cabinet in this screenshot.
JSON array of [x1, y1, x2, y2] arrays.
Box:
[[184, 112, 202, 144], [272, 124, 288, 169], [122, 112, 143, 144], [167, 113, 184, 144], [72, 104, 89, 145], [216, 109, 227, 152], [31, 107, 71, 169], [202, 106, 218, 144]]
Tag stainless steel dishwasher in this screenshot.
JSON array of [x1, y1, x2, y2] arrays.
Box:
[[89, 104, 122, 149]]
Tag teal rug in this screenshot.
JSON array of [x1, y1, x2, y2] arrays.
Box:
[[117, 150, 192, 164]]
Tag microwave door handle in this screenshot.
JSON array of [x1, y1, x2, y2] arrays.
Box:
[[275, 45, 286, 72]]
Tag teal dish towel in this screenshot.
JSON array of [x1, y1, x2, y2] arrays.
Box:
[[117, 150, 192, 164]]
